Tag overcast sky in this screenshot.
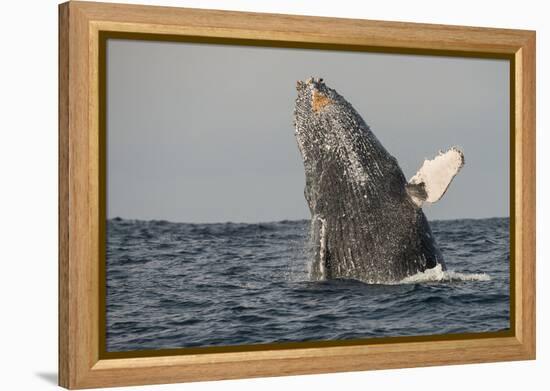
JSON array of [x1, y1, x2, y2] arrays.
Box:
[[107, 39, 509, 223]]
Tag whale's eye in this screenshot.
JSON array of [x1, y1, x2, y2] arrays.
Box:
[[312, 90, 332, 113]]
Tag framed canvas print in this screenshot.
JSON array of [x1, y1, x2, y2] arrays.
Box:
[[58, 1, 536, 389]]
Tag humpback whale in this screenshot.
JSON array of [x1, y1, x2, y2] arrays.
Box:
[[294, 78, 464, 284]]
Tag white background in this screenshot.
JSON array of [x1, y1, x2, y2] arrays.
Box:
[[0, 0, 547, 389]]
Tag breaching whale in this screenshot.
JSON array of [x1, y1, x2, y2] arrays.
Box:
[[294, 77, 464, 284]]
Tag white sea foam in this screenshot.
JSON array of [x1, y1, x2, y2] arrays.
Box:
[[399, 264, 491, 284]]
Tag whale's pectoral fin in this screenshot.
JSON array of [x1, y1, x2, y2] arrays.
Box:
[[405, 182, 428, 203], [407, 147, 465, 207]]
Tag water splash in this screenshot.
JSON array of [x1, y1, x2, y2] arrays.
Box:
[[399, 264, 491, 284]]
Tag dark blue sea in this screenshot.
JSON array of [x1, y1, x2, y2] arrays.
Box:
[[106, 217, 510, 352]]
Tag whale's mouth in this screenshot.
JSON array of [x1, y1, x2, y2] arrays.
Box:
[[296, 77, 324, 91]]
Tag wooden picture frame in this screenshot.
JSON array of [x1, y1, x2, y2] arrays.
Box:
[[58, 1, 536, 389]]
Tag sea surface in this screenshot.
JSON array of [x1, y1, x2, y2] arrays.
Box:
[[106, 217, 510, 352]]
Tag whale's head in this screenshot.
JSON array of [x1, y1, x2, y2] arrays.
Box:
[[293, 77, 385, 189], [294, 77, 339, 163]]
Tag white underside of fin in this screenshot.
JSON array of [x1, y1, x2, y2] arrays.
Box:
[[409, 147, 464, 206]]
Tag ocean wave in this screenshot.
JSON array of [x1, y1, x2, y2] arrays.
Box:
[[106, 217, 507, 351], [400, 264, 491, 284]]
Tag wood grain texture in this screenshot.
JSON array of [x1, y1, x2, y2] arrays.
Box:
[[58, 3, 70, 387], [74, 1, 529, 54], [518, 34, 536, 356], [58, 1, 536, 389]]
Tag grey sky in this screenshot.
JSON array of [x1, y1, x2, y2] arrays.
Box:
[[107, 39, 509, 223]]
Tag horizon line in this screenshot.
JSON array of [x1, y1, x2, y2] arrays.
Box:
[[107, 215, 511, 225]]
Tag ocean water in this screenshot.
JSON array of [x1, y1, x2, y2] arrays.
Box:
[[106, 217, 510, 352]]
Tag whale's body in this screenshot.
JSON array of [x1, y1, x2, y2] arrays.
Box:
[[294, 78, 464, 283]]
